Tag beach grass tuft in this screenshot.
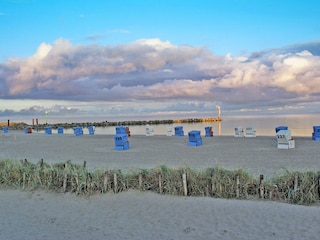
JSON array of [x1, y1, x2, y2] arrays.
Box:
[[0, 159, 319, 205]]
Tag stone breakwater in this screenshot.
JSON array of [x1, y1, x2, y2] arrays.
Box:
[[2, 117, 221, 130]]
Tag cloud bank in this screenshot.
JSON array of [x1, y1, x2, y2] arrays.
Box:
[[1, 38, 320, 120]]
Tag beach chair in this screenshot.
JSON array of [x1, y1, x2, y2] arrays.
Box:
[[188, 130, 202, 146], [276, 130, 295, 149], [2, 126, 8, 134], [114, 134, 130, 150], [166, 126, 172, 136], [174, 126, 184, 136], [205, 126, 213, 137], [245, 126, 256, 137], [312, 126, 320, 141], [234, 127, 244, 137], [146, 125, 154, 136], [24, 126, 32, 134], [44, 126, 52, 135], [57, 126, 64, 134], [73, 126, 83, 136], [88, 125, 95, 135]]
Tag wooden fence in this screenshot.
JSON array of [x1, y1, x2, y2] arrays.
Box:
[[0, 159, 319, 205]]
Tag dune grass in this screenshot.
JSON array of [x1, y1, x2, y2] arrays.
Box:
[[0, 159, 319, 205]]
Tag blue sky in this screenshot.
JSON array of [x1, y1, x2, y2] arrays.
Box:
[[1, 0, 320, 123]]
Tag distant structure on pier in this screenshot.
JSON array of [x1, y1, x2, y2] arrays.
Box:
[[216, 105, 221, 119]]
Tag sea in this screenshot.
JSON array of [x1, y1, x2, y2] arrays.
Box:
[[49, 114, 320, 137]]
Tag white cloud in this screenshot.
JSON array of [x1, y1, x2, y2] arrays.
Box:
[[283, 56, 309, 68], [135, 38, 174, 50], [1, 39, 320, 119], [32, 42, 52, 60]]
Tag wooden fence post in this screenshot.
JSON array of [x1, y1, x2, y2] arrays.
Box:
[[103, 171, 109, 192], [294, 174, 298, 191], [269, 191, 273, 200], [39, 159, 44, 181], [113, 173, 118, 193], [159, 174, 162, 194], [63, 162, 68, 192], [182, 173, 187, 196], [139, 173, 142, 190], [86, 173, 92, 192], [206, 176, 210, 197], [236, 175, 240, 198], [211, 175, 215, 195], [259, 175, 264, 199]]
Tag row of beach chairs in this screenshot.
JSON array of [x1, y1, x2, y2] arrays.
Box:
[[146, 125, 213, 137], [116, 126, 209, 150], [2, 124, 320, 140], [234, 126, 256, 137], [2, 125, 320, 151], [274, 125, 320, 149], [114, 126, 204, 150]]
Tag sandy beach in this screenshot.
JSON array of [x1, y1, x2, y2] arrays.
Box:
[[1, 131, 320, 177], [1, 131, 320, 239]]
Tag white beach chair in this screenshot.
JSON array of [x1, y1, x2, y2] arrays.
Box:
[[276, 130, 295, 149], [166, 126, 172, 136], [245, 126, 256, 137], [146, 125, 154, 136], [234, 126, 244, 137]]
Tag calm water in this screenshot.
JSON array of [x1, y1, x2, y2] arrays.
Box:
[[57, 115, 320, 137]]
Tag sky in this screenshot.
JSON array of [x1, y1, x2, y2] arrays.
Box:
[[1, 0, 320, 124]]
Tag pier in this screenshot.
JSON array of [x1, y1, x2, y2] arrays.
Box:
[[1, 117, 222, 131]]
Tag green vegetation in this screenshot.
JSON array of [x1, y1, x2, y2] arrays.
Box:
[[0, 159, 319, 205]]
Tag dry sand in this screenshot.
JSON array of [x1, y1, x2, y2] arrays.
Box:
[[1, 131, 320, 239], [1, 189, 320, 240], [1, 131, 319, 177]]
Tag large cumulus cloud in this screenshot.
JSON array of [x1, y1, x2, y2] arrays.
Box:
[[1, 38, 320, 111]]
